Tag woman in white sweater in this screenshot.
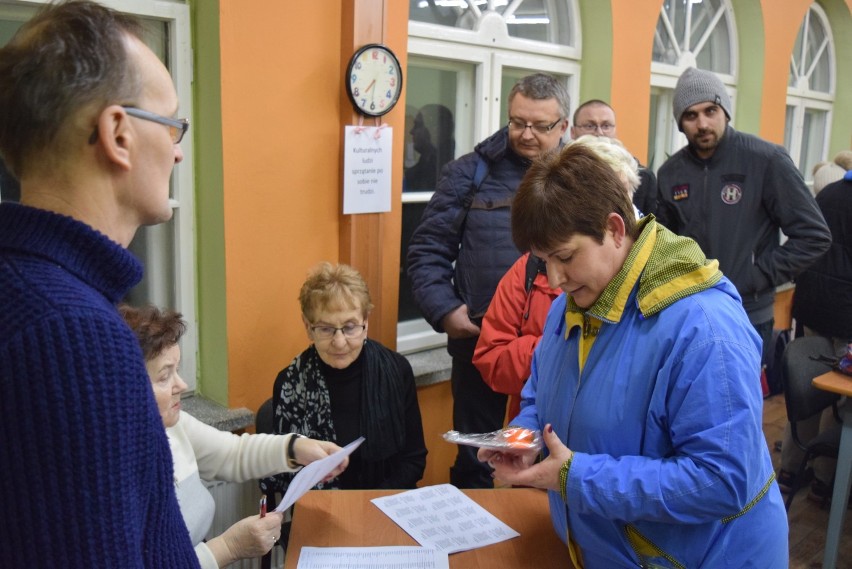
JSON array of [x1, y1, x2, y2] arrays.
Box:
[[121, 304, 346, 569]]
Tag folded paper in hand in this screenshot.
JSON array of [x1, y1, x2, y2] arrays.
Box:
[[274, 436, 364, 513]]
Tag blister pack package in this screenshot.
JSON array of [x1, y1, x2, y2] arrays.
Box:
[[443, 427, 542, 453]]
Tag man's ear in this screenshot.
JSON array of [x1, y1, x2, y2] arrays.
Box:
[[95, 105, 133, 171]]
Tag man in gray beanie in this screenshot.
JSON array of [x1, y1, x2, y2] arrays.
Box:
[[656, 67, 830, 395]]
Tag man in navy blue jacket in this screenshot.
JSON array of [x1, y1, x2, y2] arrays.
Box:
[[0, 2, 197, 567], [407, 73, 569, 488]]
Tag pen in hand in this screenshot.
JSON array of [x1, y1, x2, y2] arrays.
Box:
[[259, 495, 267, 518]]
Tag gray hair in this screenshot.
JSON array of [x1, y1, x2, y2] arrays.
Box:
[[508, 73, 571, 119]]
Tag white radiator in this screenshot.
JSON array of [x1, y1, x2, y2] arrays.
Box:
[[205, 480, 285, 569]]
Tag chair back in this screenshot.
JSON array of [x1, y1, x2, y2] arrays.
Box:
[[782, 336, 840, 423], [256, 397, 274, 435]]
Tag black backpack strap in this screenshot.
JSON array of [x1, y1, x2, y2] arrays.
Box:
[[524, 253, 546, 293], [450, 155, 489, 234]]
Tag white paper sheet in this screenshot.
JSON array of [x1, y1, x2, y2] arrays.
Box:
[[274, 437, 364, 513], [371, 483, 520, 554], [296, 546, 449, 569], [342, 126, 392, 214]]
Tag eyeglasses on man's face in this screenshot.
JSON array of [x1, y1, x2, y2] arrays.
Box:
[[123, 106, 190, 144], [507, 117, 564, 136], [575, 122, 615, 135], [310, 323, 367, 341]]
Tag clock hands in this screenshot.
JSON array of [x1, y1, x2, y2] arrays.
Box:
[[364, 79, 376, 93]]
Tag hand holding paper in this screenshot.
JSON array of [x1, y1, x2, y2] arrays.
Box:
[[275, 437, 365, 513]]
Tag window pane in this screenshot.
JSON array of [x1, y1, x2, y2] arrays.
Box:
[[654, 0, 732, 73], [790, 6, 833, 94], [783, 104, 795, 153], [126, 219, 177, 308], [400, 63, 466, 324], [805, 12, 830, 93], [408, 0, 573, 46], [799, 108, 827, 182], [404, 69, 458, 192], [399, 201, 429, 322], [502, 0, 572, 45]]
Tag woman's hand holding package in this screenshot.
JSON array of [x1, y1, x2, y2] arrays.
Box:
[[293, 437, 349, 482], [478, 424, 573, 492]]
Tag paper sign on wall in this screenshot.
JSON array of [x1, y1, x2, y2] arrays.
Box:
[[343, 126, 392, 214]]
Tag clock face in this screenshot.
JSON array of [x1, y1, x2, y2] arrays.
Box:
[[346, 44, 403, 117]]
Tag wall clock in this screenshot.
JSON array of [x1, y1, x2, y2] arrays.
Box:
[[346, 43, 403, 117]]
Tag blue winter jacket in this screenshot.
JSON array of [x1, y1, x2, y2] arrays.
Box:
[[513, 218, 788, 568], [406, 127, 530, 358]]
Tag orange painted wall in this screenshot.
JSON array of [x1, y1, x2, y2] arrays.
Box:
[[610, 0, 664, 163], [759, 0, 813, 143], [219, 1, 344, 412], [219, 1, 409, 414]]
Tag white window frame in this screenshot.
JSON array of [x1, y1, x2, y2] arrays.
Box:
[[1, 0, 198, 389], [400, 2, 580, 353], [648, 0, 737, 172], [784, 2, 835, 183]]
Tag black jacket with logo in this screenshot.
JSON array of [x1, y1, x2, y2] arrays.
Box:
[[656, 125, 830, 324]]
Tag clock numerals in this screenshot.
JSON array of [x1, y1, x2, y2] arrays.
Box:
[[346, 44, 402, 117]]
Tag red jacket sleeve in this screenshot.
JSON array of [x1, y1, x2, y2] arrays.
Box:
[[473, 254, 559, 398]]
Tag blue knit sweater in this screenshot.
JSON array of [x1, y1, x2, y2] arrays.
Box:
[[0, 203, 199, 568]]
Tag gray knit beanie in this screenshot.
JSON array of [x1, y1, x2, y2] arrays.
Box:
[[672, 67, 732, 128]]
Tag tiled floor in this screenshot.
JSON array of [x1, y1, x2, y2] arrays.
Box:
[[763, 394, 852, 568]]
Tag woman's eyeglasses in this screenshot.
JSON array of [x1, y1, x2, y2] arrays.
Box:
[[310, 323, 366, 340]]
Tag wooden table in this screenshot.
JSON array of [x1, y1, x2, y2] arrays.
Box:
[[283, 488, 574, 568], [812, 370, 852, 569]]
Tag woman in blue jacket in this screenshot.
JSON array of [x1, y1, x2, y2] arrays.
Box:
[[479, 144, 788, 568]]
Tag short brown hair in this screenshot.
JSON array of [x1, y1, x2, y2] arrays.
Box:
[[512, 144, 638, 253], [0, 1, 143, 178], [119, 304, 186, 362], [299, 262, 374, 323]]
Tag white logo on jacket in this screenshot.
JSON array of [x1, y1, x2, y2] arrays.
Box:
[[720, 183, 742, 205]]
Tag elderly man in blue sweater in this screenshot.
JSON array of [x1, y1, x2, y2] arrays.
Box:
[[0, 2, 198, 567]]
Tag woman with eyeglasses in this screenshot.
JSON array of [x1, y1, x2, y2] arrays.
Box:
[[119, 304, 347, 569], [261, 262, 427, 499]]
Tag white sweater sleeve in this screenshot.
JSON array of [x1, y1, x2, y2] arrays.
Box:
[[179, 411, 296, 483], [195, 542, 219, 569]]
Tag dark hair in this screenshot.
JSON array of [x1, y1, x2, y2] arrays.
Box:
[[508, 73, 571, 119], [299, 262, 374, 323], [512, 144, 638, 252], [0, 0, 143, 178], [119, 304, 186, 362], [572, 99, 614, 126]]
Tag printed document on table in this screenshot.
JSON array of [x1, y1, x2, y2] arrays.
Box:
[[371, 483, 520, 554], [296, 546, 448, 569], [274, 437, 364, 513]]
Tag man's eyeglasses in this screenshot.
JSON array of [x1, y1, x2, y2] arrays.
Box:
[[575, 122, 615, 135], [507, 117, 563, 135], [123, 107, 190, 144], [310, 323, 367, 340]]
